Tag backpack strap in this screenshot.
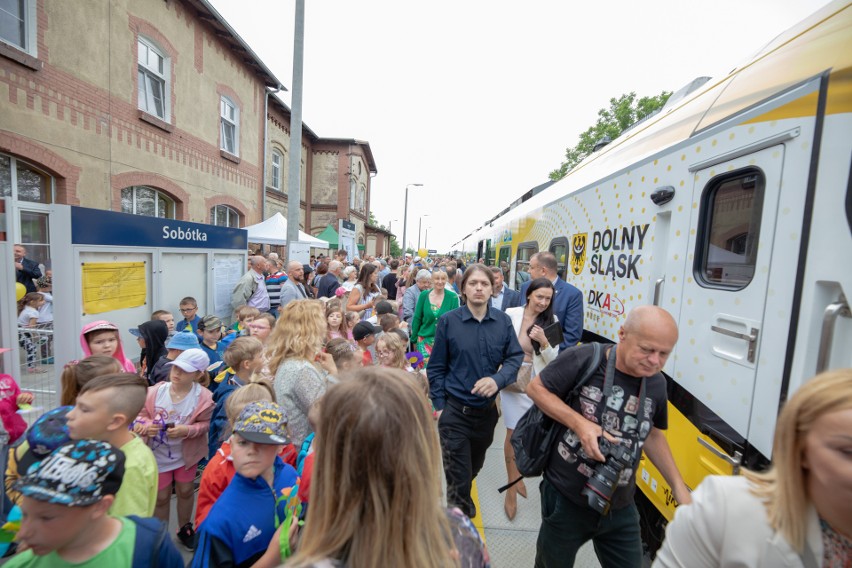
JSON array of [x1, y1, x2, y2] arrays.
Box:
[[566, 342, 603, 404]]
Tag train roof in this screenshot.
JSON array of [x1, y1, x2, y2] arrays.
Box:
[[456, 0, 852, 247]]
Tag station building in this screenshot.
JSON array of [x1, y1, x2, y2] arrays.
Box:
[[0, 0, 378, 268]]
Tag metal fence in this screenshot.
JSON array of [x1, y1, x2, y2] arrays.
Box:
[[16, 324, 56, 427]]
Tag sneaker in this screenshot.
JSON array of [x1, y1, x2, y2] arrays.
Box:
[[177, 523, 197, 551]]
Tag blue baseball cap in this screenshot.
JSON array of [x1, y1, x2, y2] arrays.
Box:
[[165, 331, 200, 351]]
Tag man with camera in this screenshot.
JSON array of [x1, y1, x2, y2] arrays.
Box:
[[527, 305, 691, 568]]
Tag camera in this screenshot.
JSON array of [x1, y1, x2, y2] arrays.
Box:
[[581, 436, 637, 515]]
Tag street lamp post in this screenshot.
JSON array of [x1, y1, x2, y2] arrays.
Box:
[[402, 183, 422, 254], [418, 214, 430, 251]]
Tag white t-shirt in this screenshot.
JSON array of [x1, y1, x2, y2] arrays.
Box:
[[17, 306, 39, 327], [37, 292, 53, 323], [151, 382, 201, 472]]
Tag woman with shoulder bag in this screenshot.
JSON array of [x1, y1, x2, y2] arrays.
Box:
[[502, 277, 558, 520]]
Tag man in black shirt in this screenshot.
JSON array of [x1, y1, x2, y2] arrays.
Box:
[[427, 264, 524, 518], [527, 306, 691, 568], [381, 259, 400, 299]]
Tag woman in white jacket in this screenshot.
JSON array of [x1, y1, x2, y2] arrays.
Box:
[[654, 369, 852, 568], [502, 277, 559, 520]]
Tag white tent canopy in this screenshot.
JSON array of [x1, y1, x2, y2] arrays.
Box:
[[244, 212, 329, 248]]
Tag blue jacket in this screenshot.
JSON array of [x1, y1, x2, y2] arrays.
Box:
[[192, 458, 299, 568], [208, 374, 245, 459], [520, 276, 583, 352]]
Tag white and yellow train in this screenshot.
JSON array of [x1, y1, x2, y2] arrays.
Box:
[[452, 0, 852, 546]]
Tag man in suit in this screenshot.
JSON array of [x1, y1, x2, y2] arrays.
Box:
[[488, 266, 520, 312], [14, 244, 42, 294], [520, 251, 583, 351], [277, 261, 309, 309], [317, 260, 343, 298]]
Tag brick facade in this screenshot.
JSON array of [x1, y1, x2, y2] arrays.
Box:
[[0, 0, 375, 246]]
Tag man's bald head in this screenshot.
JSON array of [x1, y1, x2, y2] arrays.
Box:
[[249, 256, 267, 270], [623, 306, 678, 339], [617, 306, 678, 376]]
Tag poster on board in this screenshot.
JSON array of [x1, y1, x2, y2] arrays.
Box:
[[81, 262, 147, 315], [288, 242, 312, 265], [213, 257, 245, 319]]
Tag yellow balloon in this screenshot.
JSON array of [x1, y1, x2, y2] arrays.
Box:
[[15, 283, 26, 301]]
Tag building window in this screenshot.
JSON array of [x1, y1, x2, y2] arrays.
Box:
[[121, 186, 175, 218], [210, 204, 240, 228], [695, 169, 765, 290], [0, 153, 53, 204], [271, 150, 282, 190], [0, 0, 35, 54], [137, 38, 169, 121], [220, 96, 239, 155]]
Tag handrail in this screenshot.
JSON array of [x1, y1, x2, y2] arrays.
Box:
[[816, 294, 851, 374]]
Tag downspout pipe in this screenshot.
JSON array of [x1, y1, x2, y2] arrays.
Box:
[[262, 85, 283, 247]]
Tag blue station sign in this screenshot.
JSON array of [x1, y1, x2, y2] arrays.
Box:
[[71, 206, 248, 250]]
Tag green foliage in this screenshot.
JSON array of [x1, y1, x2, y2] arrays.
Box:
[[549, 91, 671, 181], [389, 236, 402, 257]]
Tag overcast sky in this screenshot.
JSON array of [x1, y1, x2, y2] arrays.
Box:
[[209, 0, 831, 252]]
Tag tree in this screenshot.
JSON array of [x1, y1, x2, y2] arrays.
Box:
[[549, 91, 671, 181], [389, 236, 402, 257]]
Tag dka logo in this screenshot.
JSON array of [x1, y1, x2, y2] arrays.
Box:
[[587, 289, 625, 318], [571, 233, 587, 275]]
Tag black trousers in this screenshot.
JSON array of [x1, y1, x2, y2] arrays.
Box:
[[437, 399, 498, 518]]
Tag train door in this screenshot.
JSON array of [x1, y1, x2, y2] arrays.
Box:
[[673, 145, 785, 448]]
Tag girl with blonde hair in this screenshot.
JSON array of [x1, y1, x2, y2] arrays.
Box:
[[655, 369, 852, 567], [268, 300, 337, 447], [375, 332, 410, 371], [286, 368, 489, 568]]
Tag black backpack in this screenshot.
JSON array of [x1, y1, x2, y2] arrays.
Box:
[[500, 342, 602, 492]]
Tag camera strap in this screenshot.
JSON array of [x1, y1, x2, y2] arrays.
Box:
[[600, 346, 646, 438]]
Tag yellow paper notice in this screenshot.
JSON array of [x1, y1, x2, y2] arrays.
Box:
[[82, 262, 147, 314]]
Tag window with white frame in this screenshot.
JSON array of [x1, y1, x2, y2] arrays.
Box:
[[0, 153, 54, 203], [271, 150, 282, 190], [121, 186, 175, 218], [0, 0, 36, 54], [137, 38, 169, 121], [210, 204, 240, 228], [220, 96, 239, 155]]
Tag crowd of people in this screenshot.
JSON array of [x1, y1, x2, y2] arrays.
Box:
[[4, 245, 850, 568]]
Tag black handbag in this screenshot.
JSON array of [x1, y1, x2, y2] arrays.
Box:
[[500, 342, 603, 492]]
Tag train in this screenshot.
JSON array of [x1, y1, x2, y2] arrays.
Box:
[[451, 0, 852, 548]]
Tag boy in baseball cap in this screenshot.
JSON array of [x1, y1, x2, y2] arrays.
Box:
[[148, 330, 200, 385], [192, 402, 298, 568], [353, 321, 378, 366], [197, 316, 226, 385], [8, 439, 183, 567]]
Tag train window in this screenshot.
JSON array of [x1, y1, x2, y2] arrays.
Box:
[[485, 239, 495, 266], [694, 168, 765, 290], [514, 242, 538, 290], [498, 246, 511, 278], [549, 237, 569, 280]]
